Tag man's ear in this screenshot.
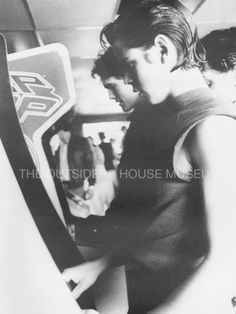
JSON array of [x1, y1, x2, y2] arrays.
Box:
[[152, 34, 178, 68], [154, 34, 168, 64]]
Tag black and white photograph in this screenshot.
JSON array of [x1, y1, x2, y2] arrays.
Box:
[[1, 1, 236, 313]]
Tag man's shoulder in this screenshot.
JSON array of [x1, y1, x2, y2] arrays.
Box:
[[191, 115, 236, 138], [185, 115, 236, 167]]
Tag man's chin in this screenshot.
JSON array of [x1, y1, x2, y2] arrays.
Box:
[[149, 93, 168, 105], [122, 107, 129, 112]]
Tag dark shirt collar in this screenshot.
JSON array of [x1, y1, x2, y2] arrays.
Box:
[[127, 101, 151, 121], [128, 87, 214, 119], [168, 87, 213, 111]]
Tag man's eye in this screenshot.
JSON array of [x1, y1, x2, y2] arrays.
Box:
[[203, 76, 213, 88], [206, 80, 213, 88], [126, 61, 135, 70]]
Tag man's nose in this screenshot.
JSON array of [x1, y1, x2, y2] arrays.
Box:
[[108, 89, 116, 100], [123, 72, 133, 85]]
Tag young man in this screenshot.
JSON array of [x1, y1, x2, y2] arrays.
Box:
[[101, 0, 236, 312], [64, 3, 236, 311], [201, 27, 236, 103], [64, 47, 169, 312], [92, 47, 141, 113]]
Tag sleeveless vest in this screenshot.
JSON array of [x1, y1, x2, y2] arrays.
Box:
[[109, 88, 236, 272]]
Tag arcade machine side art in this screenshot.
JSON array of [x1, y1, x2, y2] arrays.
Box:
[[8, 42, 76, 224], [0, 34, 96, 312]]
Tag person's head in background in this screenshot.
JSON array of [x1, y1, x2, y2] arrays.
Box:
[[98, 132, 106, 143], [87, 136, 95, 147], [101, 0, 205, 105], [121, 125, 127, 134], [52, 108, 75, 133], [92, 47, 142, 112], [201, 28, 236, 103]]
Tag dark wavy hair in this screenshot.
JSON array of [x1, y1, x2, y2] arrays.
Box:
[[101, 0, 205, 70], [201, 28, 236, 73], [92, 48, 123, 79]]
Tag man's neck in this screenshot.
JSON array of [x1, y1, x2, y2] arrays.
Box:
[[170, 67, 208, 98]]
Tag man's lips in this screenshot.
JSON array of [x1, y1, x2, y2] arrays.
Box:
[[132, 87, 146, 98], [139, 91, 146, 98]]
